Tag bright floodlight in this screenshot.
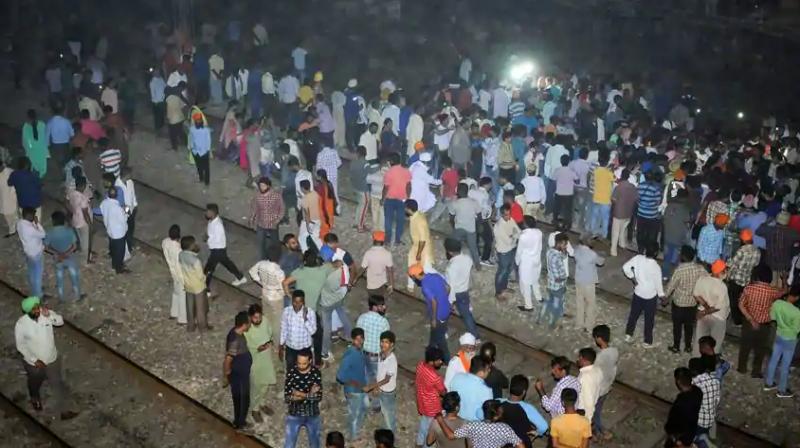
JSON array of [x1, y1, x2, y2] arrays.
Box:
[[737, 111, 745, 119], [510, 61, 535, 83]]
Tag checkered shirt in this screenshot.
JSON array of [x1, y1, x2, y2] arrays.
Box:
[[665, 262, 707, 307], [250, 189, 285, 230], [541, 375, 581, 417], [546, 248, 568, 290], [355, 311, 390, 354], [727, 244, 761, 287], [692, 373, 721, 429], [739, 282, 784, 324], [315, 148, 342, 183]]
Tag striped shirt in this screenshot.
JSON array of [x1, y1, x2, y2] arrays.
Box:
[[541, 375, 581, 417], [637, 181, 663, 219], [508, 101, 526, 120], [356, 311, 390, 354], [99, 148, 122, 178]]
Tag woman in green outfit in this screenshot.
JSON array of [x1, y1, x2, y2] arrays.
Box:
[[22, 109, 49, 179], [244, 303, 277, 423]]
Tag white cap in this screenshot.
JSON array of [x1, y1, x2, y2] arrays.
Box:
[[347, 78, 358, 88], [458, 333, 477, 346], [419, 152, 432, 162]]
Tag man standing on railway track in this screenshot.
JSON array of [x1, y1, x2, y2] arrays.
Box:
[[692, 260, 730, 357], [534, 356, 581, 418], [204, 203, 247, 288], [162, 224, 186, 324], [409, 263, 451, 361], [284, 348, 323, 448], [622, 242, 664, 348], [224, 311, 253, 430], [14, 296, 79, 420], [250, 177, 284, 261], [406, 199, 434, 291], [17, 207, 46, 298]]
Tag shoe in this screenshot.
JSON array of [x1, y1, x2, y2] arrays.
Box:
[[667, 345, 680, 354], [624, 335, 633, 343], [517, 306, 534, 312], [751, 373, 764, 379], [777, 389, 795, 398], [60, 411, 79, 420], [321, 353, 335, 362], [763, 384, 777, 391], [31, 400, 42, 411], [232, 277, 248, 286], [642, 343, 656, 349], [684, 346, 692, 353], [480, 260, 495, 267]]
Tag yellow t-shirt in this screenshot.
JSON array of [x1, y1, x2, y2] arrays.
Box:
[[408, 212, 433, 265], [550, 413, 591, 448], [592, 167, 614, 205], [298, 85, 314, 105]]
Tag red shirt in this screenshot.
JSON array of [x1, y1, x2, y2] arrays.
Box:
[[510, 202, 524, 224], [739, 282, 785, 324], [383, 165, 411, 200], [415, 361, 445, 416], [81, 119, 106, 141], [789, 215, 800, 234], [441, 168, 459, 199]]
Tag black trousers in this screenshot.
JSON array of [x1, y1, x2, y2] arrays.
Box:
[[168, 123, 183, 150], [313, 312, 323, 366], [109, 237, 126, 272], [726, 281, 745, 325], [152, 102, 165, 131], [738, 321, 773, 375], [671, 304, 696, 349], [625, 294, 657, 344], [194, 153, 210, 185], [125, 208, 137, 253], [476, 218, 493, 262], [636, 216, 662, 251], [205, 248, 243, 288], [553, 194, 574, 230], [229, 369, 250, 428]]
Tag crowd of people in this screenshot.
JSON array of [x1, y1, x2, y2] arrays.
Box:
[[3, 12, 800, 448]]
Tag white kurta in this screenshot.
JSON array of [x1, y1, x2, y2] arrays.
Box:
[[0, 168, 17, 215], [162, 237, 186, 323], [516, 228, 543, 307], [331, 91, 347, 148], [405, 114, 424, 156], [409, 162, 441, 213]]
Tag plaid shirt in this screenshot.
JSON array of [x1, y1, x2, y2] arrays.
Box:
[[697, 224, 724, 264], [250, 189, 285, 230], [739, 282, 784, 323], [727, 244, 761, 287], [541, 375, 581, 417], [705, 200, 727, 225], [546, 248, 568, 290], [280, 307, 317, 350], [355, 311, 390, 354], [315, 148, 342, 182], [692, 373, 720, 429], [665, 262, 707, 307]]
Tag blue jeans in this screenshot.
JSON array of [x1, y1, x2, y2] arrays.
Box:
[[662, 243, 681, 278], [429, 320, 450, 361], [590, 202, 611, 238], [380, 390, 397, 433], [591, 393, 608, 434], [538, 287, 566, 328], [455, 291, 480, 339], [284, 415, 321, 448], [765, 336, 798, 394], [320, 302, 353, 357], [54, 255, 81, 300], [26, 253, 44, 298], [209, 78, 223, 104], [365, 355, 381, 411], [416, 416, 433, 446], [345, 392, 368, 439], [256, 227, 279, 261], [495, 250, 516, 294], [383, 199, 405, 245]]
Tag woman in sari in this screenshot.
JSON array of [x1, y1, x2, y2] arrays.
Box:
[[315, 169, 337, 240], [22, 109, 49, 178], [243, 303, 276, 423], [216, 101, 241, 161]]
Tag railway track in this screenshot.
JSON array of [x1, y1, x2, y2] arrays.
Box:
[[88, 181, 776, 447], [0, 390, 72, 448], [0, 279, 271, 448]]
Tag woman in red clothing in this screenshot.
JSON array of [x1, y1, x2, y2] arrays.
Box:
[[315, 169, 337, 240]]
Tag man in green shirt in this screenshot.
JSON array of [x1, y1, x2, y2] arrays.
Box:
[[282, 250, 334, 367], [764, 289, 800, 398]]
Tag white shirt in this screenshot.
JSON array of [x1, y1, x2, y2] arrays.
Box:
[[543, 144, 569, 179], [291, 47, 307, 70], [515, 228, 543, 267], [17, 220, 45, 258], [406, 114, 424, 156], [206, 216, 226, 249], [409, 162, 441, 213], [446, 254, 473, 302], [468, 187, 492, 219], [491, 87, 510, 118], [249, 260, 285, 302], [161, 237, 182, 280], [622, 255, 664, 299], [115, 178, 138, 210], [380, 104, 401, 135], [100, 197, 128, 239], [209, 54, 225, 80], [358, 131, 379, 160], [377, 352, 398, 392], [520, 176, 546, 204], [149, 76, 166, 103], [277, 75, 300, 104], [444, 355, 470, 390], [459, 58, 472, 82], [15, 312, 64, 365], [595, 347, 619, 396], [166, 70, 188, 88], [577, 364, 604, 422], [478, 89, 492, 112], [261, 72, 275, 95]]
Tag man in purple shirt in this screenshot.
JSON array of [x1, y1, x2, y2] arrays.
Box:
[[553, 154, 579, 230], [568, 148, 592, 229], [409, 264, 451, 361]]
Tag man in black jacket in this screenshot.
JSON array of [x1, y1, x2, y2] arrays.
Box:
[[664, 367, 702, 440]]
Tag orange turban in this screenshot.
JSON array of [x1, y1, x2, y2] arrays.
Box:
[[714, 214, 729, 227], [711, 260, 726, 275], [740, 229, 753, 242], [191, 111, 204, 122], [414, 141, 425, 152], [372, 231, 385, 242], [408, 264, 424, 278]]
